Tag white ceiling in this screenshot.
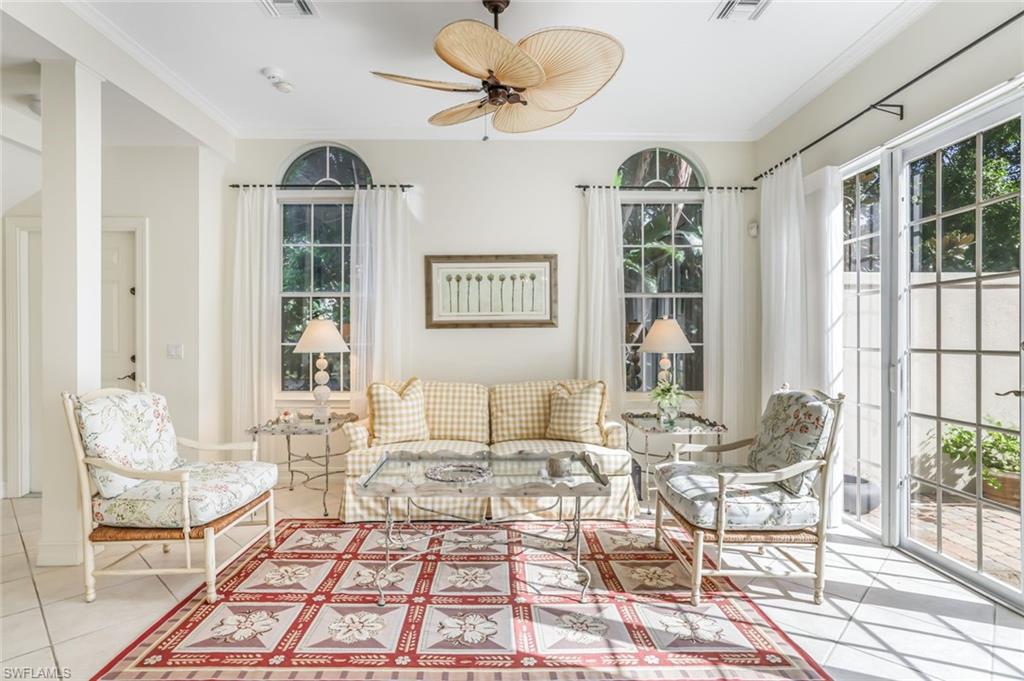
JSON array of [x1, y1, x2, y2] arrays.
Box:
[[0, 14, 202, 147], [73, 0, 936, 141]]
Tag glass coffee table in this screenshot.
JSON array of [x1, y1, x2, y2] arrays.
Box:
[[354, 449, 610, 604]]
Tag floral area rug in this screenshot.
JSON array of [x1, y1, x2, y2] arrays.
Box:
[[95, 519, 829, 680]]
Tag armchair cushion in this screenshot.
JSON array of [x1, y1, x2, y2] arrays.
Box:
[[655, 461, 819, 531], [748, 390, 835, 496], [92, 460, 278, 528], [423, 381, 490, 442], [75, 392, 180, 498]]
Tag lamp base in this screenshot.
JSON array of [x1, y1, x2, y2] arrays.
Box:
[[312, 354, 331, 423]]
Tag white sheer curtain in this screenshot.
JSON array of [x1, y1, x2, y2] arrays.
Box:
[[578, 187, 626, 416], [230, 186, 279, 444], [803, 166, 844, 523], [760, 155, 808, 401], [350, 187, 411, 415], [703, 189, 760, 440]]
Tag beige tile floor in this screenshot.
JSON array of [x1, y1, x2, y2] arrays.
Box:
[[1, 488, 1022, 681]]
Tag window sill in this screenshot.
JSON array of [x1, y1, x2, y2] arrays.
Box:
[[275, 392, 353, 408]]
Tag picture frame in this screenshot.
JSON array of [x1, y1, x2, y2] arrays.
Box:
[[425, 254, 558, 328]]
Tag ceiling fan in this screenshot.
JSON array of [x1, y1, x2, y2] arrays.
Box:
[[372, 0, 623, 133]]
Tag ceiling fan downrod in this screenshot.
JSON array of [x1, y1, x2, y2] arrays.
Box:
[[482, 0, 509, 30]]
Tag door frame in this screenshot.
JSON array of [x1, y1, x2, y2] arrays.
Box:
[[2, 216, 149, 498], [887, 93, 1024, 612]]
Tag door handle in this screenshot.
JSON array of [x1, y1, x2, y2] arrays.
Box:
[[117, 371, 136, 382], [995, 389, 1023, 397]]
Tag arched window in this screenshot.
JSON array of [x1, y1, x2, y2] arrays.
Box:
[[282, 144, 373, 187], [618, 148, 705, 393], [279, 144, 372, 394], [616, 147, 704, 189]]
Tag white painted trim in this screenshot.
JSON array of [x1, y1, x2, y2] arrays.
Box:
[[3, 217, 36, 498], [749, 0, 940, 140], [3, 217, 150, 499], [35, 539, 83, 566]]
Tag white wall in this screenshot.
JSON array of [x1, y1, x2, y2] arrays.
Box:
[[755, 1, 1024, 175], [227, 139, 757, 396]]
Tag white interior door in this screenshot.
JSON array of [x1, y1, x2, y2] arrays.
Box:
[[24, 228, 137, 491], [101, 231, 136, 388]]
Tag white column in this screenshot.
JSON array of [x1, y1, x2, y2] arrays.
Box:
[[36, 60, 103, 566]]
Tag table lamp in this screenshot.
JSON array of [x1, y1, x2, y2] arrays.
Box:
[[639, 316, 693, 384], [294, 318, 349, 422]]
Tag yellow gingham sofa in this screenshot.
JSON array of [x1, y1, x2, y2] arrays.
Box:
[[341, 379, 638, 522]]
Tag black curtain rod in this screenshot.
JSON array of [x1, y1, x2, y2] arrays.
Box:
[[229, 183, 413, 191], [753, 9, 1024, 182], [577, 184, 756, 191]]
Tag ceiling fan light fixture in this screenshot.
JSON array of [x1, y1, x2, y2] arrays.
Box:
[[373, 0, 623, 133]]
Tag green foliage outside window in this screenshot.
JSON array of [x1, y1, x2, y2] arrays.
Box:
[[942, 423, 1021, 488]]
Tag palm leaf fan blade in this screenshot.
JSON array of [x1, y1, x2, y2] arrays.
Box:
[[428, 99, 498, 126], [516, 28, 623, 111], [491, 104, 575, 133], [371, 72, 482, 93], [434, 20, 545, 89]]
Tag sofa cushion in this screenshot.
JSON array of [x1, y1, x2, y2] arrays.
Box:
[[656, 461, 820, 531], [368, 377, 430, 444], [422, 381, 490, 442], [546, 381, 606, 445], [75, 391, 180, 498], [489, 439, 632, 476], [748, 390, 835, 496], [92, 460, 278, 528], [490, 379, 595, 443]]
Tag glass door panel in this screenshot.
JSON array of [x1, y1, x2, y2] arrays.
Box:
[[899, 109, 1023, 606]]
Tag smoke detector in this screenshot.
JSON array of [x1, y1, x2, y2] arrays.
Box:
[[260, 67, 294, 93], [711, 0, 772, 21], [258, 0, 317, 18]]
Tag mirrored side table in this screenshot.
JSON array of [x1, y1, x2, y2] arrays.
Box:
[[248, 412, 358, 516], [621, 411, 727, 510]]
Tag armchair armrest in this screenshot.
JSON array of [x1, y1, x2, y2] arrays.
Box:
[[674, 438, 754, 461], [83, 457, 190, 482], [177, 437, 259, 461], [716, 458, 824, 487], [343, 418, 372, 450]]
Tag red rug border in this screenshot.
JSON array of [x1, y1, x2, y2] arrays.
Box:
[[92, 518, 832, 681]]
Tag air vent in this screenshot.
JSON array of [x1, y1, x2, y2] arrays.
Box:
[[258, 0, 317, 18], [711, 0, 772, 21]]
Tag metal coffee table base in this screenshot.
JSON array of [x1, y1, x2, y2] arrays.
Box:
[[373, 496, 591, 606]]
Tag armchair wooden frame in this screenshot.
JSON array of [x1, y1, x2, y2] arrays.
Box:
[[654, 389, 845, 606], [62, 387, 276, 604]]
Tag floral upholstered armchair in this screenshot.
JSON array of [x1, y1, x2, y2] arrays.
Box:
[[653, 387, 844, 605], [62, 387, 278, 603]]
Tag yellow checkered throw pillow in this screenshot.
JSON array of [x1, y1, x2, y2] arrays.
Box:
[[368, 377, 430, 444], [545, 381, 607, 445], [490, 379, 595, 443]]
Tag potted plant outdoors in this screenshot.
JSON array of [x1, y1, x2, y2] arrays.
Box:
[[650, 380, 690, 427], [942, 423, 1021, 509]]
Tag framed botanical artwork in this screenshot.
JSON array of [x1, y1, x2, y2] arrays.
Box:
[[425, 254, 558, 328]]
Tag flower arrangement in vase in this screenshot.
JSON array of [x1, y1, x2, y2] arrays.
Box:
[[650, 381, 690, 426]]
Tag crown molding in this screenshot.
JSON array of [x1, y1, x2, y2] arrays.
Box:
[[237, 126, 758, 143], [748, 0, 939, 140], [64, 1, 240, 138]]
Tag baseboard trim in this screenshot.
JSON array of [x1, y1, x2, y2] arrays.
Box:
[[35, 540, 83, 566]]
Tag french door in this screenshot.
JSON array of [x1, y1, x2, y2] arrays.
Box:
[[895, 98, 1023, 609]]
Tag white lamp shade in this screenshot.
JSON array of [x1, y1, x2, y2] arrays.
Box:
[[294, 318, 349, 354], [639, 317, 694, 354]]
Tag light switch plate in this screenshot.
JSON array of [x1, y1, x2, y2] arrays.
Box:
[[166, 344, 184, 360]]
